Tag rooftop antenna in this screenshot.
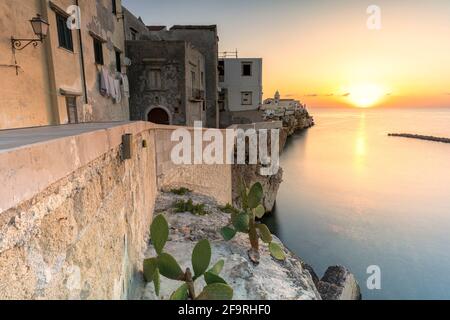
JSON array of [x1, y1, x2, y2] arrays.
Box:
[[219, 49, 238, 58]]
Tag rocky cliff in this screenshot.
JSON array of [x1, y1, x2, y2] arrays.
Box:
[[279, 109, 315, 136], [141, 192, 361, 300], [233, 108, 315, 213], [264, 108, 315, 137], [232, 164, 283, 214]]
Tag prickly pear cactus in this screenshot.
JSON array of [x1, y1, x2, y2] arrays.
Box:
[[143, 214, 233, 300], [220, 181, 286, 263]]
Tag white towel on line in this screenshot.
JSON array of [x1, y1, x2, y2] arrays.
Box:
[[121, 74, 130, 98], [114, 79, 121, 104]]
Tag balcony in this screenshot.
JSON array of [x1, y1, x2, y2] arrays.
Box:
[[190, 88, 205, 102]]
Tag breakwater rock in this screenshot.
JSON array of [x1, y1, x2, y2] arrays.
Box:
[[141, 192, 361, 300], [388, 133, 450, 144], [317, 266, 362, 300]]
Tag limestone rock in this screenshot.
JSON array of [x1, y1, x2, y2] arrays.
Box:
[[142, 192, 321, 300], [317, 266, 362, 300], [269, 109, 315, 136], [232, 165, 283, 213]]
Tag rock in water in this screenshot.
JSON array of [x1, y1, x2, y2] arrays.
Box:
[[317, 266, 362, 300]]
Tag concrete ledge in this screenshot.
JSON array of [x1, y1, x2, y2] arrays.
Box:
[[0, 122, 154, 213]]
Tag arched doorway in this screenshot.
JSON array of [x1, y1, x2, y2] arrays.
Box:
[[146, 106, 171, 125]]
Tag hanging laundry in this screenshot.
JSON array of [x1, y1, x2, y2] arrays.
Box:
[[99, 67, 109, 96], [107, 72, 116, 100], [114, 79, 121, 104], [121, 74, 130, 98]]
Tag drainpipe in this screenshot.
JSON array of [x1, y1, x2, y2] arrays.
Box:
[[76, 0, 88, 106], [39, 0, 60, 125]]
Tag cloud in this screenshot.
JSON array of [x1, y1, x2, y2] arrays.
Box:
[[341, 93, 351, 97], [304, 93, 335, 97]]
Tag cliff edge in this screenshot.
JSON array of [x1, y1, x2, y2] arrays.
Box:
[[141, 192, 361, 300]]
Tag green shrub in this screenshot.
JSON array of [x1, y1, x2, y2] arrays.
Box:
[[144, 215, 233, 300], [170, 187, 191, 196], [174, 199, 208, 216], [219, 203, 240, 215]]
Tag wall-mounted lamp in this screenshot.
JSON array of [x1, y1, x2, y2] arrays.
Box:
[[11, 14, 49, 51]]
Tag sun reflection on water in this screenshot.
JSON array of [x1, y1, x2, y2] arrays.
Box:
[[354, 113, 367, 173]]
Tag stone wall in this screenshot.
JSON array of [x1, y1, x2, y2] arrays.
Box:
[[0, 123, 157, 299], [154, 126, 233, 206], [0, 121, 233, 299]]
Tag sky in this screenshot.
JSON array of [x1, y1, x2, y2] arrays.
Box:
[[122, 0, 450, 108]]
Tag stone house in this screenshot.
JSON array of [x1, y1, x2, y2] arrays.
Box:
[[122, 6, 149, 41], [146, 25, 220, 128], [123, 10, 211, 127], [126, 40, 206, 126], [0, 0, 129, 130]]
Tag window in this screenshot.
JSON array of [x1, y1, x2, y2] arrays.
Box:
[[56, 12, 73, 51], [191, 71, 196, 97], [149, 69, 162, 89], [242, 62, 252, 76], [112, 0, 117, 15], [218, 60, 224, 82], [115, 50, 121, 72], [93, 38, 104, 65], [241, 92, 253, 105], [130, 28, 138, 40]]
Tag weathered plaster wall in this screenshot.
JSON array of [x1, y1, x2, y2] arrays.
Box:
[[0, 0, 129, 130], [185, 44, 206, 126], [0, 121, 233, 299], [0, 0, 56, 129], [78, 0, 129, 122]]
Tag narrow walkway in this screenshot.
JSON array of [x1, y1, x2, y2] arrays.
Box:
[[0, 122, 133, 152]]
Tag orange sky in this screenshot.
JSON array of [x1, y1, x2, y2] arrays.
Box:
[[125, 0, 450, 108]]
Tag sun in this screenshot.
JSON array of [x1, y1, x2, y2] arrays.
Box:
[[347, 84, 385, 108]]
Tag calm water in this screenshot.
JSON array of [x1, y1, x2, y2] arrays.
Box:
[[263, 108, 450, 300]]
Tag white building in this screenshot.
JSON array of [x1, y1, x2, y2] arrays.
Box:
[[218, 58, 263, 112], [262, 91, 306, 111], [262, 91, 307, 118]]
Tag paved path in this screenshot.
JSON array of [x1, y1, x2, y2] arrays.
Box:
[[0, 122, 133, 151]]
